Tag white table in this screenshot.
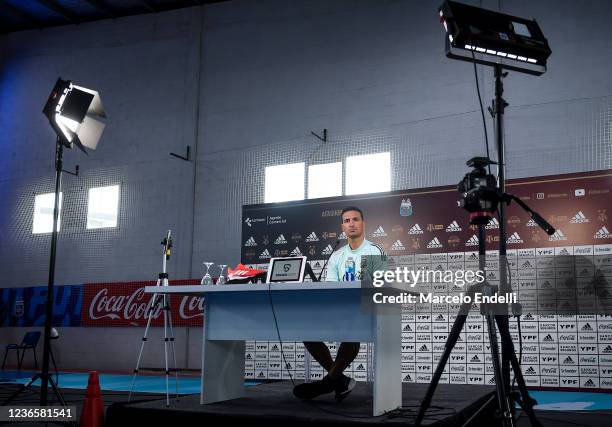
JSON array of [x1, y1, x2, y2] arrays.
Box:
[[145, 281, 401, 416]]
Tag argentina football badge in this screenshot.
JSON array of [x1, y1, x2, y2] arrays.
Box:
[[400, 198, 412, 217]]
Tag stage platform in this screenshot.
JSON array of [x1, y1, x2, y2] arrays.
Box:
[[106, 381, 497, 426]]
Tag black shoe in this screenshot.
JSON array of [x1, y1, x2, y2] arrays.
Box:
[[334, 374, 356, 402], [293, 375, 336, 400]]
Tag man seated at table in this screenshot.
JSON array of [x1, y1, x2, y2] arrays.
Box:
[[293, 206, 386, 401]]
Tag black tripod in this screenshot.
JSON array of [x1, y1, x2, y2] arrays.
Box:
[[414, 222, 541, 427], [3, 140, 74, 415]]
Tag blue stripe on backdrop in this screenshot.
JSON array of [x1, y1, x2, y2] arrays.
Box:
[[0, 285, 83, 327]]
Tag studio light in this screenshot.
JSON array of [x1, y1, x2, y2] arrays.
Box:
[[43, 78, 106, 153], [439, 0, 551, 75], [6, 78, 107, 409]]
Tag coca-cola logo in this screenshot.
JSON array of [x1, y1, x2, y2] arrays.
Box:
[[88, 287, 205, 323], [179, 295, 204, 319], [89, 287, 160, 321]]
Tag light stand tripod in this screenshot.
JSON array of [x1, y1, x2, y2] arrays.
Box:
[[414, 155, 556, 426], [128, 230, 180, 407], [2, 139, 74, 416], [414, 223, 540, 427]]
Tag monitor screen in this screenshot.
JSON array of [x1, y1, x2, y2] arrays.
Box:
[[267, 257, 306, 283]]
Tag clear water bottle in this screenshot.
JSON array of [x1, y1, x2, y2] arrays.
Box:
[[344, 257, 356, 281]]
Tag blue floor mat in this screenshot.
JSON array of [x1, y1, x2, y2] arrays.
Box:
[[520, 391, 612, 411], [0, 370, 260, 395]]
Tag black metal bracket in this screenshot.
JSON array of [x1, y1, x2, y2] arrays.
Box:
[[62, 165, 79, 176], [170, 146, 190, 161], [311, 129, 327, 142]]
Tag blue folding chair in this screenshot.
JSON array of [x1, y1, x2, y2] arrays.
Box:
[[2, 331, 41, 370]]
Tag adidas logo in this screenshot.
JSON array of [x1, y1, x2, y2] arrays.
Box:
[[570, 211, 589, 224], [290, 247, 302, 256], [408, 224, 424, 234], [427, 237, 443, 249], [470, 355, 481, 363], [257, 372, 266, 378], [419, 344, 429, 351], [507, 232, 523, 244], [525, 367, 536, 374], [467, 253, 478, 261], [584, 379, 595, 386], [436, 314, 445, 321], [485, 217, 499, 229], [563, 356, 575, 364], [488, 377, 496, 385], [372, 226, 387, 237], [305, 232, 319, 242], [541, 281, 552, 289], [603, 345, 612, 353], [581, 323, 593, 331], [521, 260, 533, 268], [244, 236, 257, 247], [466, 235, 479, 247], [271, 344, 279, 351], [558, 248, 570, 255], [524, 313, 534, 320], [321, 245, 334, 255], [549, 229, 567, 241], [446, 221, 462, 232], [526, 219, 537, 227], [391, 240, 406, 251], [274, 234, 287, 245], [403, 324, 412, 331], [246, 354, 252, 360], [543, 334, 554, 342], [595, 226, 612, 239], [356, 364, 365, 371], [338, 231, 347, 240], [403, 374, 412, 381], [259, 249, 271, 259]]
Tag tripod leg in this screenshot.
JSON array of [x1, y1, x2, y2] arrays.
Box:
[[2, 373, 41, 405], [414, 309, 469, 426], [495, 316, 542, 427], [485, 314, 514, 427], [166, 297, 180, 401], [498, 315, 512, 403], [163, 294, 170, 407], [128, 292, 160, 402]]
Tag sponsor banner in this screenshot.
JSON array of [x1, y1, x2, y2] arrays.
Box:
[[81, 280, 203, 327], [0, 285, 83, 327]]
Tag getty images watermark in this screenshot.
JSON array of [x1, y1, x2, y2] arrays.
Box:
[[359, 254, 612, 316], [370, 265, 517, 305]]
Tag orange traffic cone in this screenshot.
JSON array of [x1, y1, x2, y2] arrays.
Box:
[[80, 371, 104, 427]]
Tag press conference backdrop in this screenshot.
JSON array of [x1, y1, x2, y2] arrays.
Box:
[[241, 168, 612, 390]]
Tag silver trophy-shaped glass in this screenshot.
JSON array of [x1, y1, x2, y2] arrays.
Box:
[[216, 264, 227, 285], [201, 262, 214, 285]]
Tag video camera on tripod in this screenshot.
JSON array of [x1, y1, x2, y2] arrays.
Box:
[[458, 156, 499, 225], [458, 157, 556, 236]]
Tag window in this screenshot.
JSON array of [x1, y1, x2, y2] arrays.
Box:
[[308, 162, 342, 199], [265, 163, 305, 203], [87, 185, 120, 229], [33, 192, 63, 234], [345, 152, 391, 195]]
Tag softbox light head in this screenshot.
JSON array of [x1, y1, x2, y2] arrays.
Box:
[[43, 78, 107, 153], [439, 1, 551, 75]]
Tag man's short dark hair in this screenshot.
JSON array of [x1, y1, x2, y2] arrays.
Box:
[[341, 206, 364, 220]]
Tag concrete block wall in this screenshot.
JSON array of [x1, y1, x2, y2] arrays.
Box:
[[1, 0, 611, 371]]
